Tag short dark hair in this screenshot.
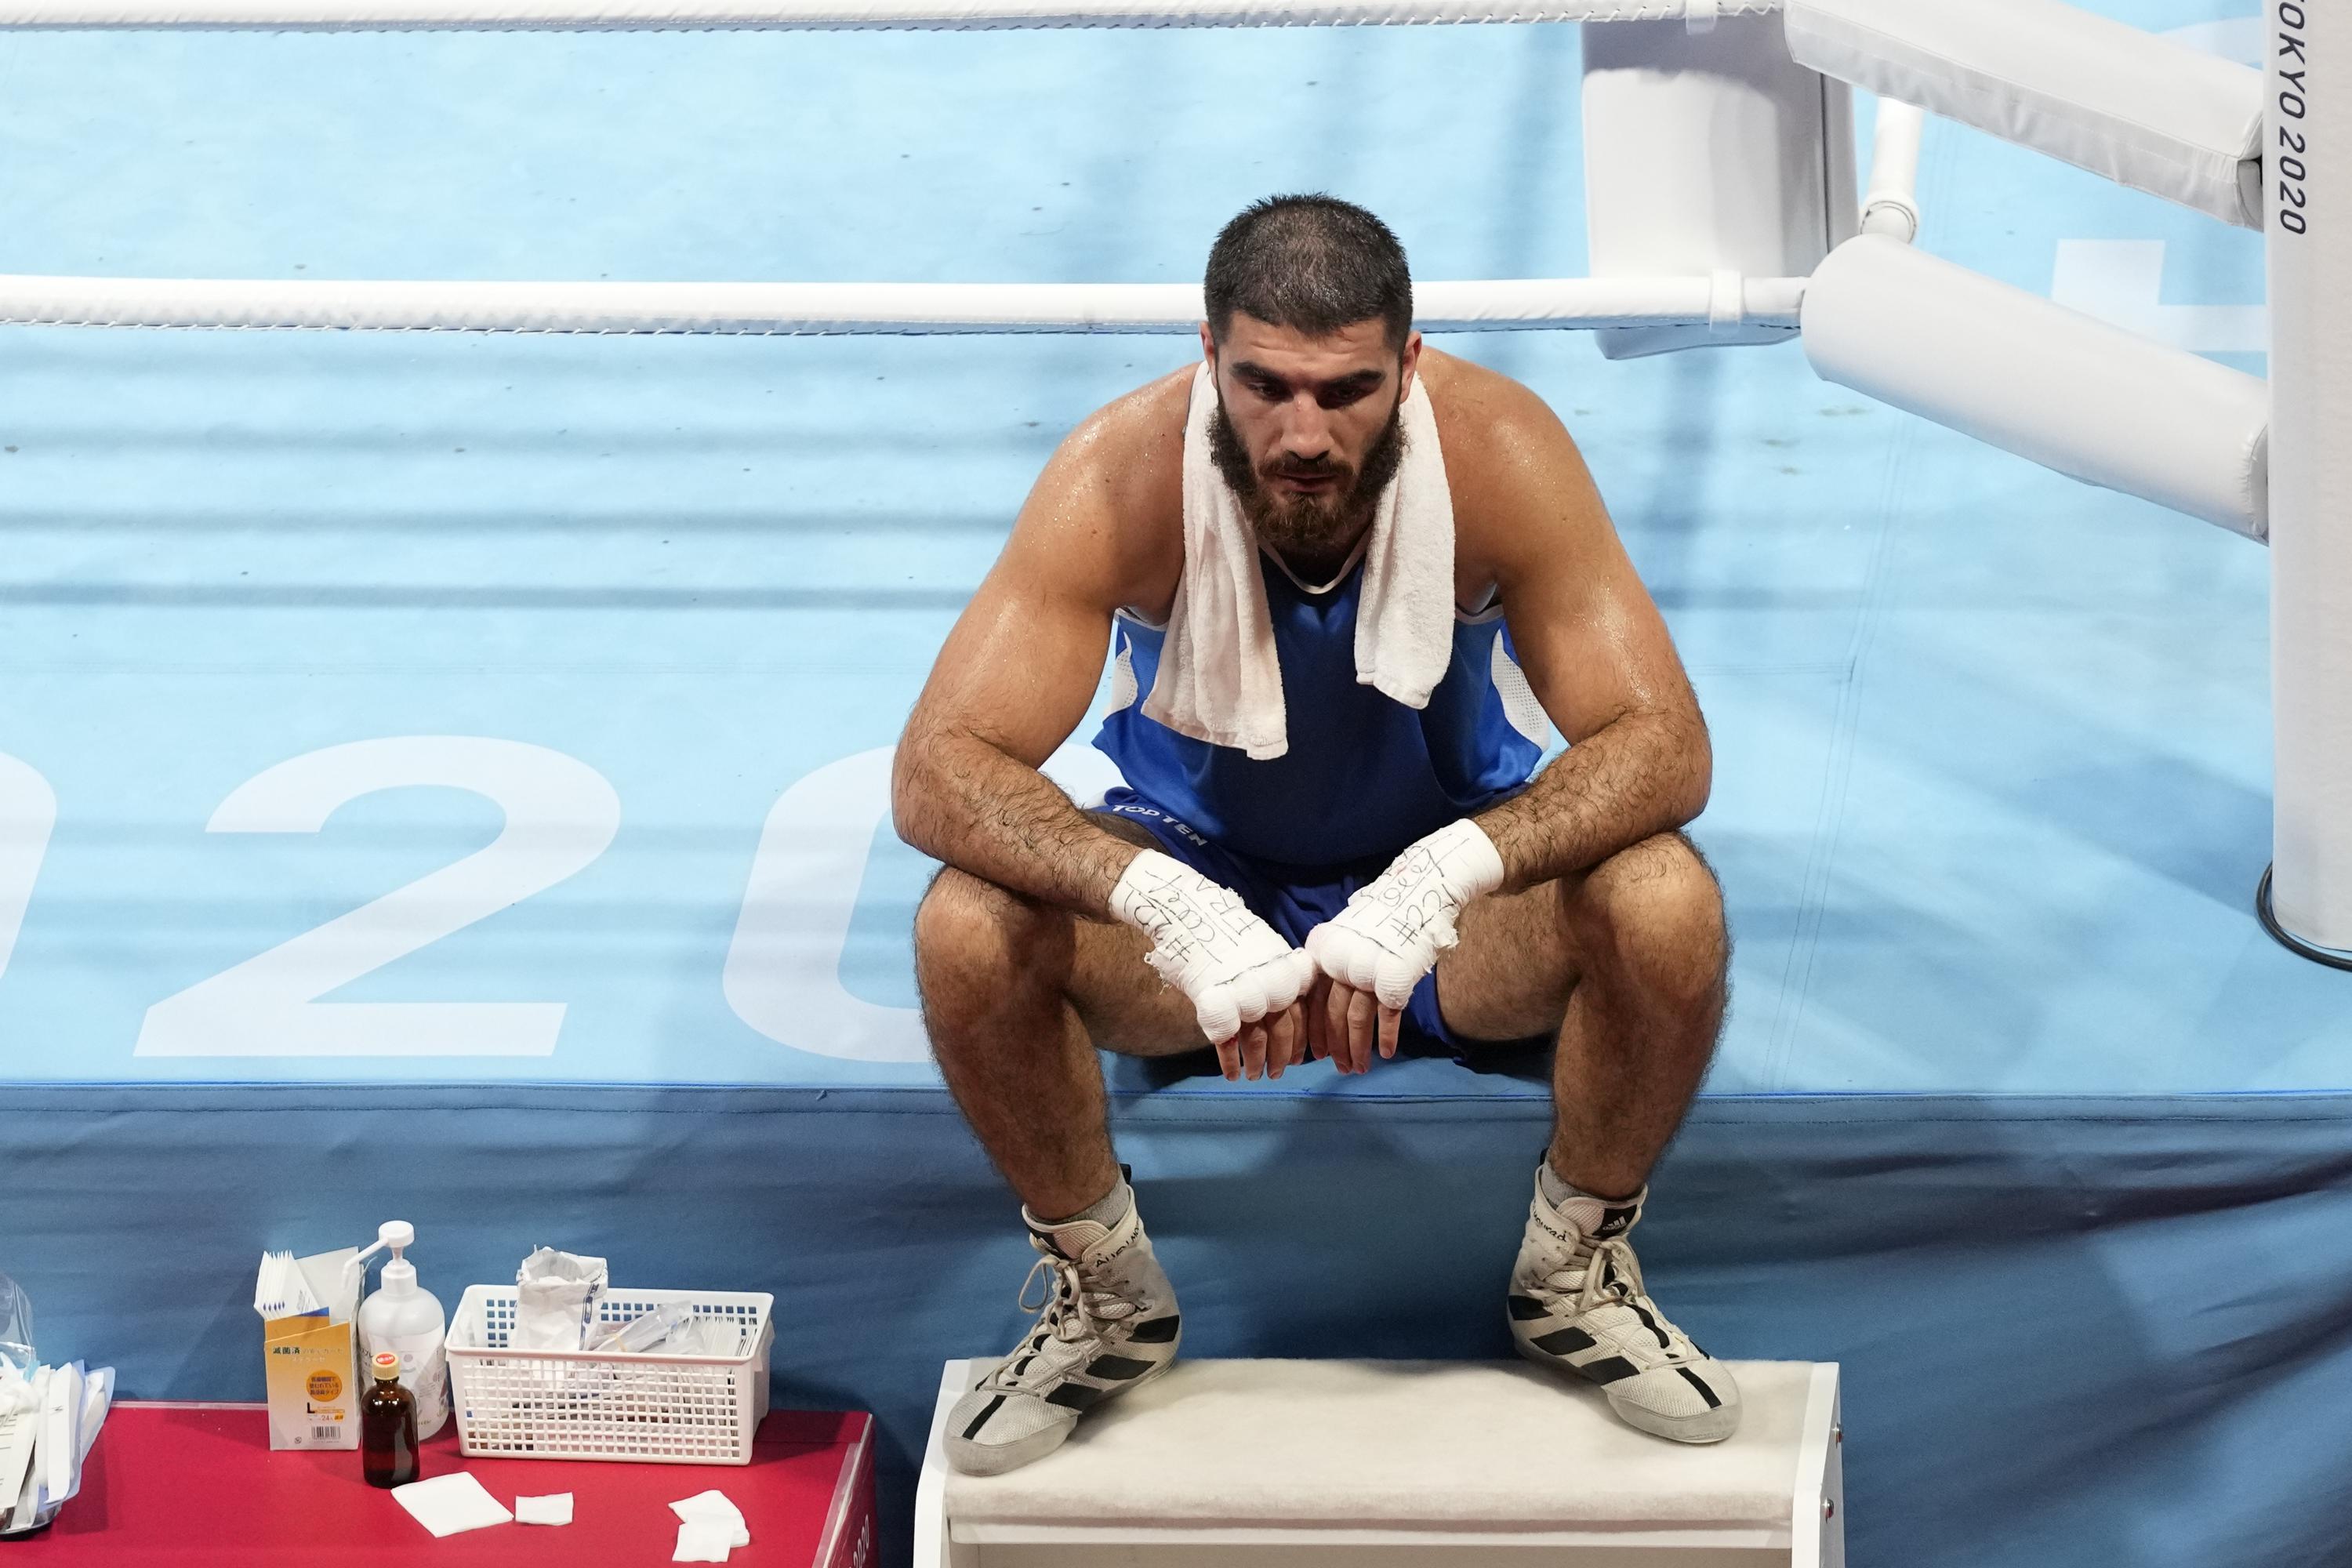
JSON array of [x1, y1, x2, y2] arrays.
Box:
[[1203, 194, 1414, 352]]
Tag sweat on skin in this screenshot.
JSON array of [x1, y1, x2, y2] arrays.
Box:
[[892, 310, 1722, 1219]]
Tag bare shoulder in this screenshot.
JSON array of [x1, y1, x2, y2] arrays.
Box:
[[1019, 363, 1189, 614], [1419, 348, 1609, 585], [1421, 348, 1590, 506], [1060, 362, 1191, 495]]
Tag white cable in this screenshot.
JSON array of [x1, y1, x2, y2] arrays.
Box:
[[0, 0, 1776, 27], [0, 274, 1809, 333]]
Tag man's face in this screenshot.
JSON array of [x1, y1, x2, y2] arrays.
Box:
[[1202, 313, 1421, 567]]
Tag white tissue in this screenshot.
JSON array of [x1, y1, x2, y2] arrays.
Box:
[[251, 1251, 320, 1320], [673, 1519, 737, 1563], [0, 1365, 32, 1420], [514, 1493, 573, 1526], [391, 1472, 514, 1537], [40, 1363, 78, 1503], [252, 1247, 358, 1323], [514, 1248, 608, 1352], [670, 1488, 750, 1548]]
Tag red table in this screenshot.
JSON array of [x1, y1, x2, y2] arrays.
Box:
[[5, 1402, 876, 1566]]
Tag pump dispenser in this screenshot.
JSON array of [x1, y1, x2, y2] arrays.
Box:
[[353, 1221, 449, 1438]]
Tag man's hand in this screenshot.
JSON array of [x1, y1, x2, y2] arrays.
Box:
[[1300, 971, 1398, 1076], [1109, 849, 1315, 1081], [1304, 818, 1506, 1072]]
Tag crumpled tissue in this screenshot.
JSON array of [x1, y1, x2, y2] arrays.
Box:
[[514, 1248, 608, 1352]]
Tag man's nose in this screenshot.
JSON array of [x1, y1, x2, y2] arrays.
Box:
[[1276, 393, 1334, 460]]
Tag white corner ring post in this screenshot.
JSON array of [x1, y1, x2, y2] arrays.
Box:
[[1786, 0, 2352, 964], [2264, 0, 2352, 963], [1581, 5, 1857, 359]]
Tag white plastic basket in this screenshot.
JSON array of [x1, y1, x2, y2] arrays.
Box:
[[446, 1284, 774, 1465]]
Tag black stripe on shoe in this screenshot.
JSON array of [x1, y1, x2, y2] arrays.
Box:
[[1129, 1315, 1181, 1345], [960, 1395, 1007, 1440], [1676, 1367, 1723, 1410], [1087, 1354, 1155, 1381], [1575, 1356, 1640, 1385], [1628, 1302, 1671, 1350], [1507, 1295, 1550, 1322], [1046, 1382, 1106, 1411], [1530, 1326, 1597, 1356]]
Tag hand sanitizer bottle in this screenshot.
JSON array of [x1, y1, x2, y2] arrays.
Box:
[[356, 1222, 449, 1439]]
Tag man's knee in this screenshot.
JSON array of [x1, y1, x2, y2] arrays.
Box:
[[913, 868, 1070, 1008], [1573, 833, 1727, 998]]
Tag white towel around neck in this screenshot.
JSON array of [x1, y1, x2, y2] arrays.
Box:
[[1139, 360, 1457, 762]]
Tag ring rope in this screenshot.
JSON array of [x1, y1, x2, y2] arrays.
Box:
[[0, 0, 1775, 28], [0, 274, 1809, 334]]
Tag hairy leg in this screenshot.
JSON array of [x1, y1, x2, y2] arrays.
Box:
[[1436, 831, 1730, 1199], [913, 814, 1205, 1219]]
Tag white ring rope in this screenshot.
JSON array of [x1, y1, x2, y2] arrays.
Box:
[[0, 0, 1773, 27], [0, 274, 1809, 333]]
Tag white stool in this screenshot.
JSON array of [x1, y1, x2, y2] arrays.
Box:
[[916, 1357, 1844, 1566]]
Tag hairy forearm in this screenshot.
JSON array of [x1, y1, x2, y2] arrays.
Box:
[[1474, 707, 1711, 891], [892, 728, 1142, 919]]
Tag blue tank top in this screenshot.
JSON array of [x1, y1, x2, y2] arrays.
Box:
[[1092, 552, 1548, 867]]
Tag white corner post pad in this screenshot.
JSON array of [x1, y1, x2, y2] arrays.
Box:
[[1305, 818, 1505, 1009], [1109, 848, 1314, 1044], [1784, 0, 2263, 229], [390, 1472, 514, 1538], [1802, 234, 2270, 539], [514, 1493, 573, 1526]]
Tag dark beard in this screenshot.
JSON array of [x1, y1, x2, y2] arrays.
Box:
[[1208, 390, 1407, 582]]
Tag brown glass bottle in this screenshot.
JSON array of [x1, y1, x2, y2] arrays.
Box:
[[361, 1350, 420, 1488]]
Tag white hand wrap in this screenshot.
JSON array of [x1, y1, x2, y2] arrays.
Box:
[[1109, 849, 1314, 1046], [1305, 818, 1507, 1010]]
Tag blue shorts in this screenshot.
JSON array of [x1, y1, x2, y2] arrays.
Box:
[[1094, 786, 1541, 1063]]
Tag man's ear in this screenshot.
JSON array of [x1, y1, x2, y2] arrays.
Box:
[[1397, 329, 1425, 397], [1198, 321, 1217, 365]]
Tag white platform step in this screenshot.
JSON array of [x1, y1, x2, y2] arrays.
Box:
[[916, 1357, 1844, 1566]]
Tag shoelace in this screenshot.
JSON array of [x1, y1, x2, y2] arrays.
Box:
[[1537, 1233, 1695, 1362], [989, 1243, 1140, 1392]]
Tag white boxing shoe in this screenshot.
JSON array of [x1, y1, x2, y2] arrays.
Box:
[[1507, 1171, 1740, 1445], [945, 1200, 1181, 1476]]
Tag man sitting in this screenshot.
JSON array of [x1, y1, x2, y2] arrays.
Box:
[[895, 194, 1734, 1476]]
